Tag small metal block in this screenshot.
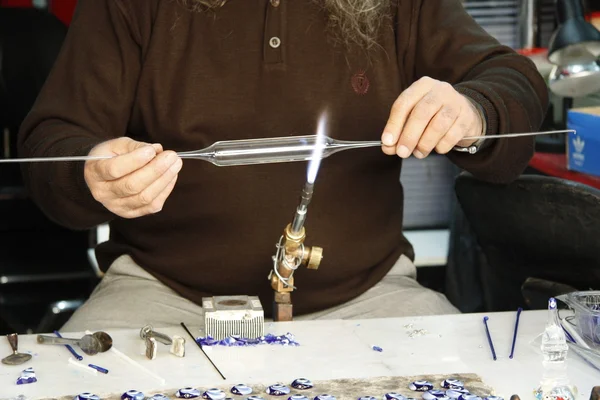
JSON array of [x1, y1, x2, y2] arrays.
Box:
[[170, 335, 186, 357], [145, 337, 157, 360], [273, 302, 293, 322], [274, 292, 291, 304]]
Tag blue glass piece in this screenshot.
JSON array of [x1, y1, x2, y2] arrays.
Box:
[[314, 395, 336, 400], [199, 336, 219, 346], [265, 334, 278, 344], [16, 367, 37, 385], [291, 378, 313, 390], [220, 337, 237, 346], [122, 391, 144, 400], [176, 388, 202, 399], [423, 390, 447, 400], [385, 393, 406, 400], [74, 394, 101, 400], [458, 395, 482, 400], [203, 389, 227, 400], [441, 380, 464, 390], [446, 390, 469, 399], [248, 396, 265, 400], [149, 395, 171, 400], [284, 333, 296, 341], [288, 395, 309, 400], [231, 385, 253, 395], [409, 381, 434, 392], [358, 397, 377, 400], [372, 346, 383, 352], [196, 332, 299, 347], [266, 384, 291, 396]]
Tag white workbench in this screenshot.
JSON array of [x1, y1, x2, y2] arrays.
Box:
[[0, 311, 597, 400]]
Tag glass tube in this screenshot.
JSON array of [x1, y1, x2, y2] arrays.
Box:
[[177, 135, 381, 166]]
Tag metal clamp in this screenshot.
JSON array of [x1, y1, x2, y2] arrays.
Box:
[[140, 325, 173, 346]]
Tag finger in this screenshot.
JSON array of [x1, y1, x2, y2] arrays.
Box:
[[381, 77, 437, 155], [119, 155, 182, 211], [93, 145, 157, 181], [118, 174, 179, 219], [397, 89, 443, 158], [109, 137, 161, 155], [414, 104, 460, 158], [109, 151, 180, 197], [435, 112, 475, 154]]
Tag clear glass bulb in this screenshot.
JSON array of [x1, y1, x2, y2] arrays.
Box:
[[176, 135, 381, 167]]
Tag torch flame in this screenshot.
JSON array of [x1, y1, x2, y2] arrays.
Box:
[[307, 112, 327, 184]]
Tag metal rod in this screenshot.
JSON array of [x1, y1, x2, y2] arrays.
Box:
[[465, 129, 575, 140], [0, 155, 113, 163], [0, 130, 574, 163], [54, 330, 83, 361], [180, 322, 226, 380]]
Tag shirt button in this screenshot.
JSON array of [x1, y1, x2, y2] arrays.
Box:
[[270, 0, 280, 6], [269, 37, 281, 48]]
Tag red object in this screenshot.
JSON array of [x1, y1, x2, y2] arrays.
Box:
[[529, 152, 600, 190], [517, 48, 547, 57], [1, 0, 77, 25], [0, 0, 32, 6], [49, 0, 77, 25]]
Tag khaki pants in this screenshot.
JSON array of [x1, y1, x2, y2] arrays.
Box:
[[61, 254, 459, 333]]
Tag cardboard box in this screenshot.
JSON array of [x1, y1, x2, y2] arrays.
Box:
[[567, 106, 600, 177]]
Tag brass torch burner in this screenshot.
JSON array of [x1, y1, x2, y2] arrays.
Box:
[[290, 182, 314, 234], [271, 182, 322, 321]]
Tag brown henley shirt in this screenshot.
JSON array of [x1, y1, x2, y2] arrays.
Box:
[[17, 0, 549, 316]]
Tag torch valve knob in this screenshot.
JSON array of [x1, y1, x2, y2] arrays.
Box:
[[307, 246, 323, 270]]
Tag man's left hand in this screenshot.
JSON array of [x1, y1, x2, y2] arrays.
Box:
[[381, 76, 484, 158]]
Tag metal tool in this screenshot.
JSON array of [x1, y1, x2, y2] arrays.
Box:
[[140, 325, 173, 346], [269, 119, 326, 321], [1, 333, 32, 365], [269, 180, 323, 321], [180, 322, 226, 380], [54, 330, 83, 360], [37, 331, 112, 356], [0, 129, 576, 165], [203, 295, 264, 340]]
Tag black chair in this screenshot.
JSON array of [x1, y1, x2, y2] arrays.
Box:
[[0, 7, 100, 334], [452, 172, 600, 312]]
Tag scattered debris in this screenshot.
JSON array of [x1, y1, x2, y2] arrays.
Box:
[[196, 333, 299, 347]]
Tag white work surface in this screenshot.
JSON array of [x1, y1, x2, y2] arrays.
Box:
[[0, 311, 596, 400]]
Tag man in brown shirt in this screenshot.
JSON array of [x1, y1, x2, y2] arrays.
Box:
[[17, 0, 548, 331]]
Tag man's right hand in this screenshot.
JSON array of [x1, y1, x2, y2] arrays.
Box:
[[84, 137, 183, 218]]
